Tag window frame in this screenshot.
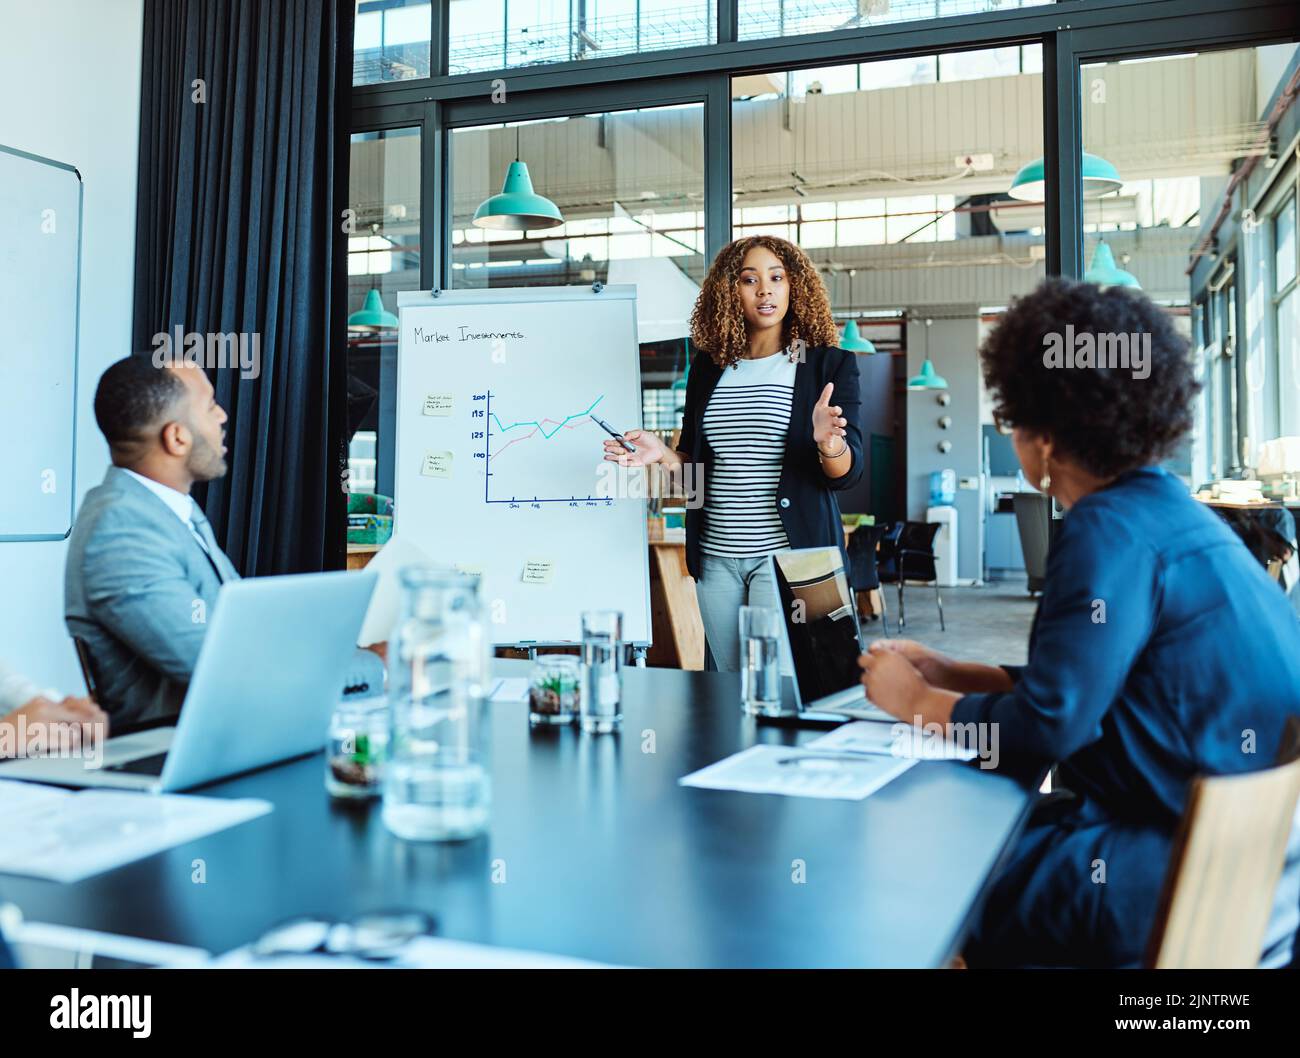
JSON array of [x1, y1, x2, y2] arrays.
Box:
[[346, 1, 1298, 500], [354, 0, 1297, 288], [1265, 166, 1300, 437]]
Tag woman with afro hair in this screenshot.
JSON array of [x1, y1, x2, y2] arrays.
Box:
[[602, 235, 863, 671], [859, 277, 1300, 967]]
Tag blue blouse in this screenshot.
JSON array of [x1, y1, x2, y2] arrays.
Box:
[[955, 465, 1300, 827]]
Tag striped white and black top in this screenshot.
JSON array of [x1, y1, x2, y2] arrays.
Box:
[[699, 351, 797, 558]]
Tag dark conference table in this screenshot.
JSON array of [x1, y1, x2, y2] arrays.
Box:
[[3, 661, 1036, 968]]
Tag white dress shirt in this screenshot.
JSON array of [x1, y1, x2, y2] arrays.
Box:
[[121, 469, 213, 557], [121, 468, 197, 526]]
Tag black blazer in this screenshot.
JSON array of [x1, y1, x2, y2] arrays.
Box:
[[675, 345, 865, 580]]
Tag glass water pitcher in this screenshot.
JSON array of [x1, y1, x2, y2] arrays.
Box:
[[382, 567, 491, 842]]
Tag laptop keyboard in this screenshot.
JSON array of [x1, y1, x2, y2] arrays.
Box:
[[105, 752, 169, 776]]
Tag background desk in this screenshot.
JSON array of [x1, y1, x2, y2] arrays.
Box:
[[646, 540, 705, 670], [1, 662, 1034, 968]]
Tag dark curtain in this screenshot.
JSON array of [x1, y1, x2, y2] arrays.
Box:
[[132, 0, 353, 575]]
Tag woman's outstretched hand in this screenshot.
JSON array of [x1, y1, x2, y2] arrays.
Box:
[[602, 428, 667, 467], [812, 383, 847, 450]]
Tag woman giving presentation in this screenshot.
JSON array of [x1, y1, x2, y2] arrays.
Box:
[[603, 235, 863, 670]]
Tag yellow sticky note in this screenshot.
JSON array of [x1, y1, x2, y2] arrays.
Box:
[[521, 559, 554, 585], [423, 393, 454, 416], [421, 451, 453, 478]]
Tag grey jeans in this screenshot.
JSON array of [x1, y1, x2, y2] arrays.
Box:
[[694, 553, 791, 674]]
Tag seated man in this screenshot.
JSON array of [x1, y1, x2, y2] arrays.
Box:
[[65, 358, 232, 724], [67, 357, 381, 724], [0, 660, 107, 759]]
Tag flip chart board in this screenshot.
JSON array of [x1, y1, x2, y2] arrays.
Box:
[[394, 286, 651, 646]]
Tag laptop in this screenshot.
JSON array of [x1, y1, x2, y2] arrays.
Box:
[[766, 546, 893, 724], [0, 570, 378, 792]]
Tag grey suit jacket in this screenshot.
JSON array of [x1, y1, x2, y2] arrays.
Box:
[[64, 466, 239, 725]]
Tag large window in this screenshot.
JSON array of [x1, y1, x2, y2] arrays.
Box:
[[1276, 195, 1297, 290], [449, 107, 706, 287], [448, 0, 716, 74], [347, 0, 1296, 527], [347, 127, 422, 496], [733, 46, 1045, 575], [449, 105, 706, 446], [1079, 45, 1299, 481], [1275, 185, 1299, 437], [355, 0, 432, 84], [738, 0, 1052, 41]]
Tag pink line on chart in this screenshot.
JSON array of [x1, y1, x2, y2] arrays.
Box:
[[487, 416, 594, 463]]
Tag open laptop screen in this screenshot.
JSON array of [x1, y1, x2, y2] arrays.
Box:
[[770, 547, 865, 708]]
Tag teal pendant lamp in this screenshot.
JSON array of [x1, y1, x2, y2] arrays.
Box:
[[840, 319, 877, 353], [1008, 152, 1123, 202], [838, 272, 877, 353], [907, 317, 948, 390], [473, 128, 564, 231], [1084, 239, 1141, 289], [348, 288, 398, 332], [908, 359, 948, 390]]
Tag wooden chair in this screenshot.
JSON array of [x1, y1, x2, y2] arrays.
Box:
[[1145, 717, 1300, 968]]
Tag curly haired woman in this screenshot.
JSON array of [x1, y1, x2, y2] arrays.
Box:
[[602, 235, 863, 670]]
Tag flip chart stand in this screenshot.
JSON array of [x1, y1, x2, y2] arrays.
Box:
[[503, 641, 649, 669]]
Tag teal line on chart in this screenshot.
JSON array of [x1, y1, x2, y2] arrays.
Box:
[[489, 394, 604, 440]]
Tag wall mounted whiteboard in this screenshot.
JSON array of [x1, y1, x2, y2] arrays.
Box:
[[394, 286, 651, 646], [0, 144, 82, 540]]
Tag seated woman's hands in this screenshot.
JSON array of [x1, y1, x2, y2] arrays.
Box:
[[867, 638, 956, 687], [0, 695, 108, 759], [859, 640, 961, 728], [859, 643, 931, 721]]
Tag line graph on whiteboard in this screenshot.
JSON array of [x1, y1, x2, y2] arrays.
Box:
[[473, 390, 617, 506]]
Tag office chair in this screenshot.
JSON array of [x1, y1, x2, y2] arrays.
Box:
[[1145, 717, 1300, 968], [1012, 492, 1054, 595], [878, 521, 944, 632], [875, 521, 903, 580], [846, 523, 890, 636], [72, 636, 100, 702]]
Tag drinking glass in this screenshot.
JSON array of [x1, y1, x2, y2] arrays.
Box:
[[579, 610, 623, 733], [739, 606, 783, 716]]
